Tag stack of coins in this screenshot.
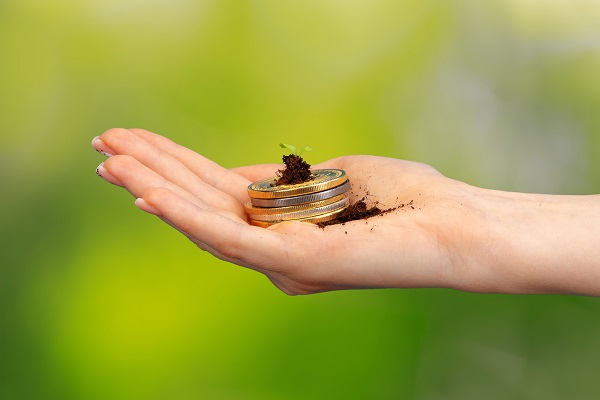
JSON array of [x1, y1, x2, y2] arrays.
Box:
[[245, 169, 350, 227]]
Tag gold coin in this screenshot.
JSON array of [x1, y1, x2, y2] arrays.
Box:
[[247, 169, 347, 199], [247, 195, 349, 222], [244, 194, 347, 216], [249, 207, 348, 228]]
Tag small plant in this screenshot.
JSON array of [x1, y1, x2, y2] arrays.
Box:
[[279, 143, 312, 158], [275, 143, 313, 186]]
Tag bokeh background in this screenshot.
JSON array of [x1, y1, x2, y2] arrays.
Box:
[[2, 0, 600, 399]]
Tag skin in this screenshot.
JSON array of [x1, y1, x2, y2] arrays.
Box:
[[92, 128, 600, 296]]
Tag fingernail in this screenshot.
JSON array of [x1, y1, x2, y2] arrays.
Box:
[[134, 198, 162, 216], [91, 136, 114, 157], [95, 162, 123, 186]]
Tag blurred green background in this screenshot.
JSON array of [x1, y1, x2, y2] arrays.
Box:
[[2, 1, 600, 399]]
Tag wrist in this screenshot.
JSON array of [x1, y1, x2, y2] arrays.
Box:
[[454, 187, 600, 296]]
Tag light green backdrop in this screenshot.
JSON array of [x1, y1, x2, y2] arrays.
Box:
[[2, 1, 600, 399]]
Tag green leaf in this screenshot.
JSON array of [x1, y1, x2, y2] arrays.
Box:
[[298, 145, 312, 157], [279, 143, 297, 155]]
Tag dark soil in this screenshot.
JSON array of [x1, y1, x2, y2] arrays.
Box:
[[275, 154, 312, 186], [317, 197, 404, 228]]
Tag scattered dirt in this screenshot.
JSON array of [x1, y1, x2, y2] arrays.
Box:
[[275, 154, 312, 186], [317, 197, 411, 228]]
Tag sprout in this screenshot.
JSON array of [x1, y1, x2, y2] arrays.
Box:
[[279, 143, 312, 157]]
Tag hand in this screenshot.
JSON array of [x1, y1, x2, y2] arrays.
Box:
[[92, 128, 479, 295], [92, 128, 600, 296]]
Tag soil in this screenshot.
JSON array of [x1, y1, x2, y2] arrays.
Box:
[[275, 154, 312, 186], [317, 196, 404, 228]]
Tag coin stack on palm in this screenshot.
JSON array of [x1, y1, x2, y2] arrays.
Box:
[[245, 169, 350, 227]]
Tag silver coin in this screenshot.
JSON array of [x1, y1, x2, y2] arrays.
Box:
[[249, 180, 350, 207], [245, 194, 347, 216], [248, 196, 350, 222]]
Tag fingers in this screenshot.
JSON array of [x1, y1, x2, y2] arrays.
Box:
[[127, 128, 252, 204], [142, 187, 286, 272], [96, 128, 244, 215], [134, 198, 160, 215], [96, 162, 122, 186], [100, 154, 245, 222], [91, 136, 116, 157]]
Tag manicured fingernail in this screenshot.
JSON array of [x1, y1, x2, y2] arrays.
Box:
[[91, 136, 114, 157], [134, 198, 162, 216], [95, 162, 123, 186]]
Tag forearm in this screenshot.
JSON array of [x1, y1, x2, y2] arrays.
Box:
[[464, 188, 600, 296]]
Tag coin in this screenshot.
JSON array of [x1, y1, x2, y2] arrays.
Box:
[[249, 207, 348, 228], [247, 195, 349, 221], [249, 179, 350, 207], [247, 169, 347, 199]]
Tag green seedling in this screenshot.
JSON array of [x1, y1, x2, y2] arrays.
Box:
[[279, 143, 312, 157]]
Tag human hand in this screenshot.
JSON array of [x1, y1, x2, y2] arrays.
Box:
[[92, 128, 486, 295]]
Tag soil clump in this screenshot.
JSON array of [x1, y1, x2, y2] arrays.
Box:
[[317, 197, 400, 228], [275, 154, 312, 186]]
